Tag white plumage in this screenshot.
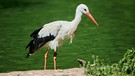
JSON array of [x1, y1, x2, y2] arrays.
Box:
[[37, 21, 76, 51], [26, 4, 98, 70]]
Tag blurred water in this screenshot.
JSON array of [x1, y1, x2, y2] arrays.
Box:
[[0, 0, 135, 72]]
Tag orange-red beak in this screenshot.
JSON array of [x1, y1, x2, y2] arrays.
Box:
[[86, 12, 98, 26]]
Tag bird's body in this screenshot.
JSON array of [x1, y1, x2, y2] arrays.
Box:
[[26, 20, 78, 56], [26, 4, 98, 70]]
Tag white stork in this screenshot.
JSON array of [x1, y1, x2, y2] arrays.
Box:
[[26, 4, 98, 70]]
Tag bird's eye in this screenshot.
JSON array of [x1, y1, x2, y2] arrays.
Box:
[[84, 9, 87, 11]]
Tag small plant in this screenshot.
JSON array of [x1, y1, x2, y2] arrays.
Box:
[[82, 49, 135, 76], [118, 49, 135, 75]]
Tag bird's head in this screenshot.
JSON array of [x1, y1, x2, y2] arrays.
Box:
[[77, 4, 98, 26]]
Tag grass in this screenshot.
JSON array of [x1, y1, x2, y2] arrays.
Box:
[[0, 0, 135, 72]]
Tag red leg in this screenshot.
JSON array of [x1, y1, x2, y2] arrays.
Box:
[[44, 50, 48, 70], [53, 52, 57, 70]]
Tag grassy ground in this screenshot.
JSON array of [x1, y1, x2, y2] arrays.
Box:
[[0, 0, 135, 72]]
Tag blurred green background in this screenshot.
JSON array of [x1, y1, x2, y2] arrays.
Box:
[[0, 0, 135, 72]]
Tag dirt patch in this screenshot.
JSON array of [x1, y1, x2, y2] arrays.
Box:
[[0, 68, 85, 76]]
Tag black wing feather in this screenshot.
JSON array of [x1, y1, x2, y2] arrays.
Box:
[[26, 29, 55, 58], [30, 27, 42, 38], [26, 24, 62, 58]]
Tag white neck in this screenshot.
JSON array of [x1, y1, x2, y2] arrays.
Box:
[[72, 9, 82, 26]]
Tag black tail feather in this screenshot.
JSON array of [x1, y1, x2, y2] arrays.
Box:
[[26, 39, 38, 56], [26, 53, 30, 58], [25, 39, 33, 50]]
